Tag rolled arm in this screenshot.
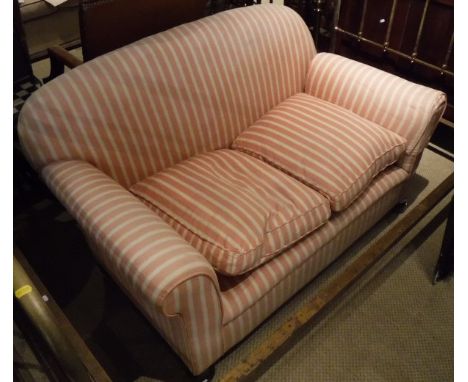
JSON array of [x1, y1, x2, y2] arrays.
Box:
[[305, 53, 447, 173], [43, 160, 224, 374], [42, 160, 220, 310]]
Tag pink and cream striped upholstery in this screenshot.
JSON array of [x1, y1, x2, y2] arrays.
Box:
[[131, 149, 331, 275], [42, 160, 224, 375], [17, 4, 445, 376], [305, 53, 447, 173], [232, 93, 407, 211], [222, 166, 408, 348], [18, 5, 315, 188]]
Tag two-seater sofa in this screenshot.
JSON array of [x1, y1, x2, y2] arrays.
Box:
[[18, 5, 446, 377]]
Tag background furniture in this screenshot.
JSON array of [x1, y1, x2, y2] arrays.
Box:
[[331, 0, 453, 129], [277, 1, 454, 155], [79, 0, 208, 62], [14, 0, 45, 215], [46, 0, 208, 81], [14, 0, 34, 85], [19, 0, 80, 61]]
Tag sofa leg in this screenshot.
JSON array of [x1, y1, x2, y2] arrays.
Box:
[[193, 365, 215, 382], [394, 200, 408, 214]]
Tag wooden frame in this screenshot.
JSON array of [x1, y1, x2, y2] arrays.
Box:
[[14, 248, 111, 382]]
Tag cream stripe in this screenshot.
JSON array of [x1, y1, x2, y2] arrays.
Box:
[[102, 55, 154, 176], [238, 130, 346, 190], [168, 163, 265, 237], [131, 244, 194, 288], [90, 56, 142, 179], [186, 156, 269, 222], [250, 117, 360, 180], [153, 35, 203, 154], [143, 173, 259, 248], [74, 67, 133, 185], [138, 181, 253, 249], [289, 98, 386, 158]]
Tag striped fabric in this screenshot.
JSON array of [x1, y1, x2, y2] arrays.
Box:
[[220, 166, 408, 341], [154, 276, 224, 374], [43, 160, 408, 374], [131, 149, 331, 276], [42, 160, 224, 375], [305, 53, 447, 174], [17, 5, 315, 188], [232, 93, 407, 211], [16, 5, 444, 376]]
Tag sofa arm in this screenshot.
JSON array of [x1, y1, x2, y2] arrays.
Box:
[[43, 160, 224, 374], [305, 53, 447, 173], [42, 160, 220, 310]]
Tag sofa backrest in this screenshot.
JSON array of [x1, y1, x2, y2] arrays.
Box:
[[18, 5, 315, 187]]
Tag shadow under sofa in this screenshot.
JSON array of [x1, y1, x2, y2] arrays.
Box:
[[17, 4, 446, 377]]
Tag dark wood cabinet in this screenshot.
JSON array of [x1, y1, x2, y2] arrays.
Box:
[[14, 0, 33, 85]]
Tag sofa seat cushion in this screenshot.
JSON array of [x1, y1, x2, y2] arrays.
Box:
[[218, 166, 409, 325], [232, 93, 407, 211], [130, 149, 331, 276]]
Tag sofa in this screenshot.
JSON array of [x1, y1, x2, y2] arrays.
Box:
[[18, 5, 446, 376]]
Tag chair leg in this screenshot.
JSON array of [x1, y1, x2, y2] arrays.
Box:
[[433, 196, 454, 283], [394, 200, 408, 214], [193, 365, 215, 382]]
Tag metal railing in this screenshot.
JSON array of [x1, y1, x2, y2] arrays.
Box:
[[331, 0, 454, 77], [13, 253, 93, 381]]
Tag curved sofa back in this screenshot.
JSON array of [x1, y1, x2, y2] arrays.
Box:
[[18, 5, 315, 187]]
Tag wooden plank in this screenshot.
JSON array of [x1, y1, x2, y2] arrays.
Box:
[[221, 173, 454, 382], [14, 248, 112, 382]]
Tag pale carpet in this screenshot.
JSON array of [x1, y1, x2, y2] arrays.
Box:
[[213, 149, 453, 382]]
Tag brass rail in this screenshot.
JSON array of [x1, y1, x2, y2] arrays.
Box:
[[357, 0, 368, 39], [331, 0, 454, 77], [14, 254, 93, 381], [384, 0, 398, 51], [330, 0, 343, 52], [442, 32, 454, 72], [334, 28, 454, 77], [412, 0, 431, 60]]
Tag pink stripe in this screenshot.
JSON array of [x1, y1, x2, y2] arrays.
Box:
[[233, 93, 407, 211], [131, 149, 330, 275], [220, 166, 408, 325], [305, 53, 447, 174]]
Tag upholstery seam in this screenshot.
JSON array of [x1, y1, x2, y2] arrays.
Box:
[[163, 275, 224, 373], [406, 92, 447, 157], [232, 140, 406, 209]]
